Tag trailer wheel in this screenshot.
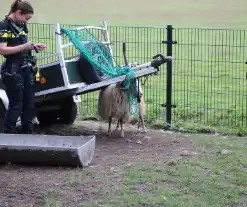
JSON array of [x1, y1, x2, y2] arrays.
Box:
[[37, 100, 78, 126], [57, 102, 77, 124], [0, 100, 6, 131], [37, 111, 59, 127]]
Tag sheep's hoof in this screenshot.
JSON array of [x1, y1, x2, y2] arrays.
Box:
[[107, 132, 112, 137], [120, 132, 124, 138], [137, 128, 147, 133]]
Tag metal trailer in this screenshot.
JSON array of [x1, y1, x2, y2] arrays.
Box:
[[0, 21, 171, 167], [0, 21, 171, 128]]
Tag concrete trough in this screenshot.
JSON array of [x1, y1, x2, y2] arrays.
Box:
[[0, 134, 96, 167]]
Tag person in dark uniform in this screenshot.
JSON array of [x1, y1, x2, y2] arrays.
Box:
[[0, 0, 46, 134]]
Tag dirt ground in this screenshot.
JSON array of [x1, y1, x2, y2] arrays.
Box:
[[0, 120, 197, 207]]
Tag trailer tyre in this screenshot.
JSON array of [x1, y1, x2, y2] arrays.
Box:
[[57, 102, 77, 124], [0, 100, 6, 131], [37, 101, 78, 126], [37, 111, 59, 127]]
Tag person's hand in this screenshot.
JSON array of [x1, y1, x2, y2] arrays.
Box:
[[21, 42, 36, 51], [34, 43, 46, 51]]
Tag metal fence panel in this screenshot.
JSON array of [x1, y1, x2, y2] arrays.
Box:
[[0, 23, 246, 128], [172, 28, 247, 128]]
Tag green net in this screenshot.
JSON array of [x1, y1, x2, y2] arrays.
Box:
[[61, 27, 140, 115]]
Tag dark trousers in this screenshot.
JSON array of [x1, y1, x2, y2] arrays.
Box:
[[2, 66, 35, 134]]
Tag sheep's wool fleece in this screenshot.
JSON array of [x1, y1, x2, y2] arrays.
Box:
[[98, 84, 134, 122]]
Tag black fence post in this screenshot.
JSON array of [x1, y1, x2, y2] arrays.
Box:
[[162, 25, 177, 127]]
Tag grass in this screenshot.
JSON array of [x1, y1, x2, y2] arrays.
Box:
[[0, 0, 247, 134], [101, 135, 247, 207], [2, 0, 247, 29], [40, 133, 247, 207]]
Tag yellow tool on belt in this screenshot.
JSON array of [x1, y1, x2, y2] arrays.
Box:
[[35, 67, 40, 82], [35, 61, 46, 84]]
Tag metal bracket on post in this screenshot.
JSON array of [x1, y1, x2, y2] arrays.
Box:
[[162, 24, 177, 129], [122, 42, 128, 66], [245, 60, 247, 79]]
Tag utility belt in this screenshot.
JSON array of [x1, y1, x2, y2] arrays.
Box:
[[21, 57, 41, 83], [20, 56, 39, 75], [1, 56, 40, 90], [2, 55, 37, 72]]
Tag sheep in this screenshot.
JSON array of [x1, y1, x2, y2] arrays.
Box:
[[98, 78, 146, 138]]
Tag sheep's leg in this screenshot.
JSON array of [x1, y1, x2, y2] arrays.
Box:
[[137, 110, 141, 131], [140, 113, 147, 133], [120, 118, 124, 138], [107, 116, 112, 137], [138, 112, 146, 133], [115, 119, 120, 131]]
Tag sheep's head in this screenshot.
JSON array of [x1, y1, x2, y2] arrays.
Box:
[[116, 82, 128, 91], [116, 79, 143, 97]]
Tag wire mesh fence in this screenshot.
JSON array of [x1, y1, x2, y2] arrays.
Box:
[[0, 22, 246, 129], [172, 28, 247, 128]]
